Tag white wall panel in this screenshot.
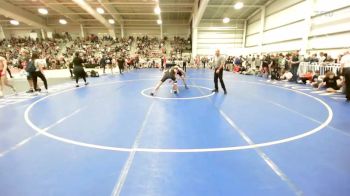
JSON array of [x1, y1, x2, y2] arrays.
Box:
[[265, 1, 306, 30], [309, 32, 350, 49], [197, 48, 246, 56], [263, 21, 304, 44], [196, 29, 244, 55], [310, 6, 350, 36], [248, 11, 261, 24], [198, 43, 242, 48], [244, 0, 350, 53], [247, 20, 260, 35], [197, 38, 243, 44], [245, 46, 259, 54], [198, 33, 239, 39], [266, 0, 304, 16], [163, 26, 189, 37], [246, 34, 259, 47], [313, 0, 350, 16], [262, 40, 302, 53]]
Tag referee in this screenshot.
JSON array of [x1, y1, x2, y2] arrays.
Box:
[[212, 49, 227, 95], [341, 50, 350, 102]]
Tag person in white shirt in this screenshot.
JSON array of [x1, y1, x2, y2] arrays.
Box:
[[280, 69, 293, 81], [340, 50, 350, 102]]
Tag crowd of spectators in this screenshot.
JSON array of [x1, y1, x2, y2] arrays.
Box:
[[0, 35, 349, 102], [1, 34, 348, 97], [170, 36, 191, 55], [195, 50, 347, 94], [0, 35, 196, 73]]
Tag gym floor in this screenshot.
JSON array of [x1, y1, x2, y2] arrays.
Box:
[[0, 69, 349, 196]]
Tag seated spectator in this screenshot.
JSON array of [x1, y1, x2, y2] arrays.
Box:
[[318, 71, 343, 92], [280, 69, 293, 81], [298, 70, 313, 84], [311, 70, 323, 88]]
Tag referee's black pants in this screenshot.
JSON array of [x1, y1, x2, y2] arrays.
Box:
[[214, 68, 226, 92]]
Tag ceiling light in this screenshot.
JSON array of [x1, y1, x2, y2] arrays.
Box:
[[234, 2, 244, 9], [59, 19, 67, 25], [10, 20, 19, 25], [108, 19, 115, 24], [96, 7, 104, 14], [154, 7, 161, 15], [157, 19, 162, 24], [223, 17, 230, 23], [38, 8, 48, 15]]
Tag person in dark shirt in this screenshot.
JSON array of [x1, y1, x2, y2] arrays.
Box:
[[270, 55, 280, 80], [73, 52, 89, 87], [290, 50, 300, 82], [99, 55, 107, 74], [261, 55, 272, 78], [117, 55, 125, 75], [318, 71, 342, 92]]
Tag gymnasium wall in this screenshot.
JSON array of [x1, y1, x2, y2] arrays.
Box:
[[309, 0, 350, 50], [195, 21, 245, 56], [245, 0, 350, 54]]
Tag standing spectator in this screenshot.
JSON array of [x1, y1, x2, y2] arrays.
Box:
[[117, 55, 125, 75], [290, 50, 300, 82], [255, 55, 262, 70], [182, 56, 187, 72], [261, 55, 272, 78], [319, 52, 326, 63], [310, 53, 319, 63], [105, 53, 113, 74], [99, 54, 107, 74], [278, 53, 286, 72]]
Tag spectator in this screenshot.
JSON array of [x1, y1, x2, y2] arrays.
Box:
[[318, 71, 342, 93], [290, 50, 300, 82]]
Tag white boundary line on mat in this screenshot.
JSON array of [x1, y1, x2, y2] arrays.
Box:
[[24, 78, 333, 153]]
